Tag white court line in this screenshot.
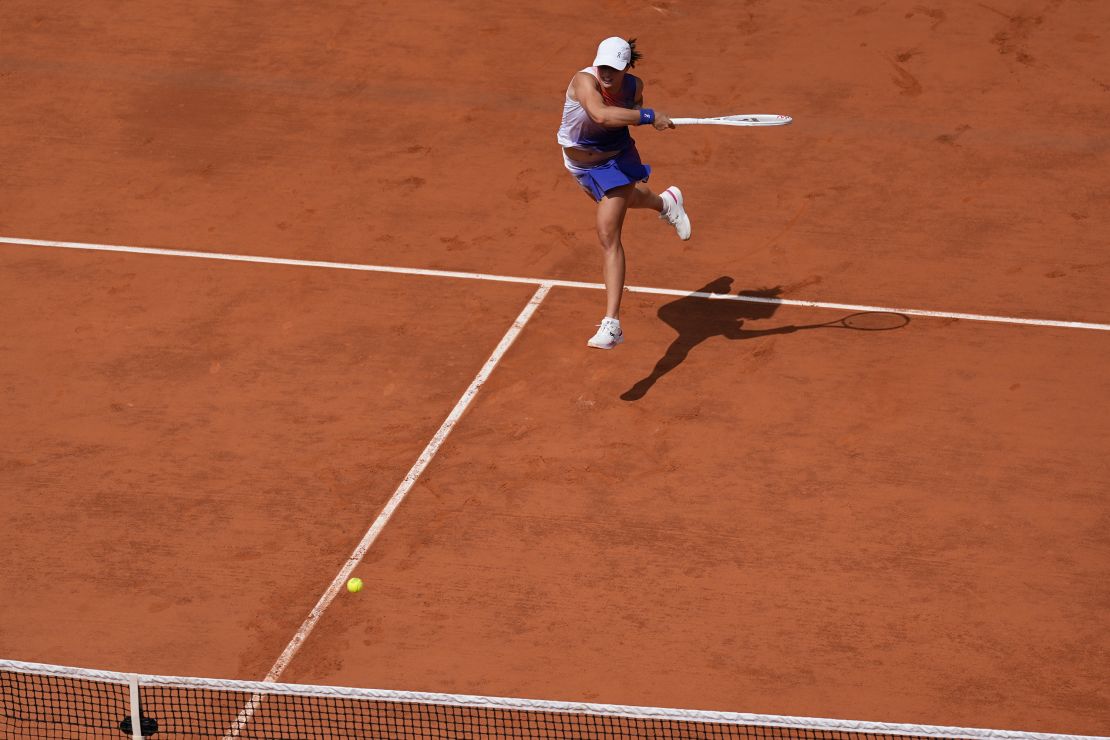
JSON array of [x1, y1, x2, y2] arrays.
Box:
[[2, 235, 1108, 332], [264, 283, 552, 684]]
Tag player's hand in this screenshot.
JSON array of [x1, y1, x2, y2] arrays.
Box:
[[653, 112, 675, 130]]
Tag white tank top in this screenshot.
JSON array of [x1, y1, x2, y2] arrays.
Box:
[[556, 67, 638, 152]]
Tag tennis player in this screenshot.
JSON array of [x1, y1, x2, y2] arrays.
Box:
[[557, 36, 691, 350]]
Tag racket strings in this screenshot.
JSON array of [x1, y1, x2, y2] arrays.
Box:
[[839, 312, 910, 331]]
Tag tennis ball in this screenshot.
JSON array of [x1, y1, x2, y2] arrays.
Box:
[[346, 577, 363, 594]]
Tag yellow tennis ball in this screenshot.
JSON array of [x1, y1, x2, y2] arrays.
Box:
[[346, 577, 363, 594]]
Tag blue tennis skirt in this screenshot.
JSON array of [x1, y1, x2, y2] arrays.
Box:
[[563, 145, 652, 202]]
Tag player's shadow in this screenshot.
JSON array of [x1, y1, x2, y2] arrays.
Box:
[[621, 277, 797, 402]]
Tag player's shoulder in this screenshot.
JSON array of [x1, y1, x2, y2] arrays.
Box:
[[571, 68, 597, 88], [570, 68, 601, 96]]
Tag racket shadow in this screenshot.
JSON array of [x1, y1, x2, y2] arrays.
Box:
[[620, 279, 909, 401]]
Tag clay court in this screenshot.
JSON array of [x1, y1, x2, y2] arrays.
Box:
[[1, 1, 1108, 738]]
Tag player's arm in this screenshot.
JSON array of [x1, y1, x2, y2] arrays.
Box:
[[572, 72, 672, 130], [634, 78, 674, 130]]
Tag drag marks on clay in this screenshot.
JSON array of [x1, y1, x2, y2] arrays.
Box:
[[439, 236, 467, 252], [978, 0, 1064, 66], [509, 168, 541, 205], [1043, 260, 1110, 280], [935, 124, 971, 146], [384, 176, 426, 193], [894, 47, 924, 63], [853, 3, 890, 17], [886, 56, 923, 96], [882, 20, 929, 98], [540, 224, 580, 248], [905, 6, 946, 30]]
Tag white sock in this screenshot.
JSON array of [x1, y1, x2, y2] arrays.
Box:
[[604, 316, 620, 325], [660, 190, 676, 217]]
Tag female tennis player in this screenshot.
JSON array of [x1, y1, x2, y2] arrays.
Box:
[[557, 36, 691, 350]]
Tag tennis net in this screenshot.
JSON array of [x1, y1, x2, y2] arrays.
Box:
[[1, 659, 1101, 740]]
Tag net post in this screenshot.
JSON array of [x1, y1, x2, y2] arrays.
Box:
[[128, 674, 143, 739]]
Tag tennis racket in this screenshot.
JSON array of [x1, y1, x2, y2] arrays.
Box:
[[793, 312, 910, 331], [671, 114, 792, 127]]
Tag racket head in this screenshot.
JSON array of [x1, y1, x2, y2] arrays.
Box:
[[837, 312, 910, 331], [672, 114, 792, 127]]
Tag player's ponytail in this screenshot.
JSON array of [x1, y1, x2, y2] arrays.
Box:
[[627, 38, 643, 67]]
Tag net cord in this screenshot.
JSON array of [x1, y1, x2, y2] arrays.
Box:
[[1, 659, 1104, 740]]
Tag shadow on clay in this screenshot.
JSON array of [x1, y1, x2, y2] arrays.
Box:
[[620, 277, 909, 401]]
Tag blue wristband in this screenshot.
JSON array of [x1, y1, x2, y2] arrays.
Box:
[[639, 108, 655, 125]]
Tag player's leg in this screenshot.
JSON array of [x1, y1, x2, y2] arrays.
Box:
[[629, 182, 691, 240], [597, 184, 632, 319], [627, 182, 664, 212], [612, 142, 690, 240], [587, 184, 633, 349]]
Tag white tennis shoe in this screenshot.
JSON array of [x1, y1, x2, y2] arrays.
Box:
[[587, 317, 624, 349], [659, 186, 691, 240]]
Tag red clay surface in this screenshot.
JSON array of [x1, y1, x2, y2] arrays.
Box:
[[0, 246, 536, 678], [1, 0, 1109, 736], [286, 287, 1110, 735]]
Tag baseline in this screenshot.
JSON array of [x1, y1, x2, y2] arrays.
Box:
[[2, 236, 1108, 333]]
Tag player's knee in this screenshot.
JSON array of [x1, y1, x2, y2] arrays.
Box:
[[596, 225, 621, 249]]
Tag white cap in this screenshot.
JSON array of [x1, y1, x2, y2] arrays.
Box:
[[592, 37, 632, 70]]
